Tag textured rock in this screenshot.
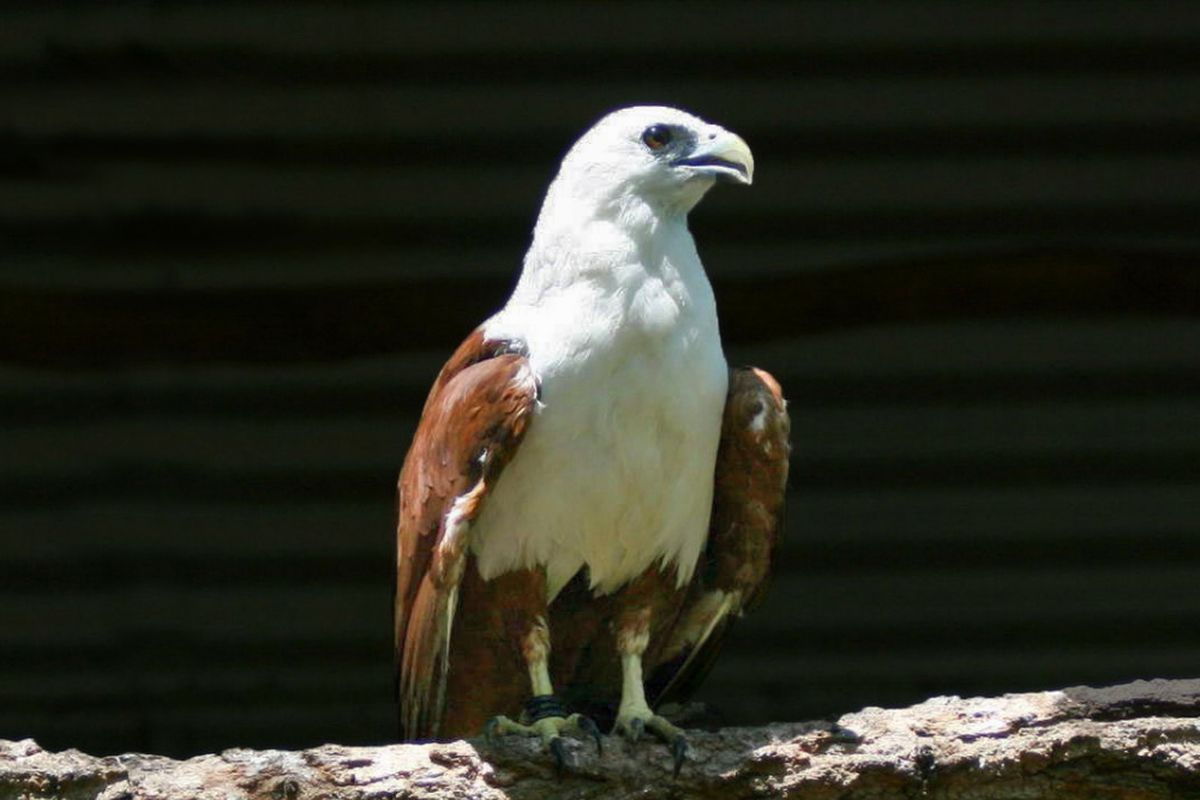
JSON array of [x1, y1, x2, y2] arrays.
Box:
[[3, 679, 1198, 799]]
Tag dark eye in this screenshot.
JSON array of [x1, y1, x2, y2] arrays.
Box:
[[642, 124, 673, 151]]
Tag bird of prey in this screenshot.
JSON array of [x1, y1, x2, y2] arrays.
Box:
[[394, 106, 789, 774]]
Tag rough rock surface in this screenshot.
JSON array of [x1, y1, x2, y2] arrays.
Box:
[[3, 679, 1198, 799]]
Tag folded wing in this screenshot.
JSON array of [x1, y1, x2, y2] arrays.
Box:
[[648, 367, 791, 706], [394, 331, 538, 740]]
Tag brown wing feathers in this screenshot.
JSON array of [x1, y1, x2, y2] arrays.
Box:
[[394, 329, 538, 740], [706, 367, 790, 609], [648, 366, 790, 706]]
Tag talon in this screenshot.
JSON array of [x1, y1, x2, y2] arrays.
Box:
[[628, 717, 645, 744], [671, 734, 688, 778], [549, 736, 568, 778], [483, 716, 500, 745], [576, 714, 603, 756]]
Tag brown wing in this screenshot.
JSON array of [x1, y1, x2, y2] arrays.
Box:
[[394, 329, 538, 740], [647, 366, 790, 706]]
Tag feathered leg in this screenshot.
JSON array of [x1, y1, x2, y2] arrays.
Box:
[[610, 574, 690, 776], [484, 577, 602, 771]]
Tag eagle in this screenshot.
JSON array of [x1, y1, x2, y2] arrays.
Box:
[[393, 106, 790, 774]]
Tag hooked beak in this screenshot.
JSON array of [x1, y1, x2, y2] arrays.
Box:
[[672, 128, 754, 185]]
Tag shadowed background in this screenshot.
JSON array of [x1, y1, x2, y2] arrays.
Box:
[[2, 1, 1199, 758]]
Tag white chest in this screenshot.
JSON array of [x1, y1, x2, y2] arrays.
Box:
[[473, 253, 728, 598]]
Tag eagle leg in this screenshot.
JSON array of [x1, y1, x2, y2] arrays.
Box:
[[483, 614, 602, 764], [611, 606, 690, 776]]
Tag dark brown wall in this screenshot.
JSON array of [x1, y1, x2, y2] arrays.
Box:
[[2, 1, 1199, 758]]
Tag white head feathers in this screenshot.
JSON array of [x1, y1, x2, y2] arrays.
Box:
[[539, 105, 754, 220], [502, 106, 753, 304]]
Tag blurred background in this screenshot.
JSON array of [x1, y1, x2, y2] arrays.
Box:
[[3, 1, 1200, 759]]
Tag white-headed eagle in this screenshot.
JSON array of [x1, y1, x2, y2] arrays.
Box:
[[394, 106, 789, 774]]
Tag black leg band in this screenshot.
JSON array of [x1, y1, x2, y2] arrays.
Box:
[[524, 694, 567, 723]]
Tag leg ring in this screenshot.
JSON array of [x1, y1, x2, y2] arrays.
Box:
[[524, 693, 567, 723]]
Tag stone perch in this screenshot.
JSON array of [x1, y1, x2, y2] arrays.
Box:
[[3, 679, 1198, 799]]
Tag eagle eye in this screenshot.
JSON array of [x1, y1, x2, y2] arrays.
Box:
[[642, 124, 673, 151]]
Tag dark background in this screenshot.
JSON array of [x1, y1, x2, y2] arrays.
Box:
[[3, 1, 1199, 759]]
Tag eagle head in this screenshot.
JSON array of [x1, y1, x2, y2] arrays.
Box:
[[549, 105, 754, 216]]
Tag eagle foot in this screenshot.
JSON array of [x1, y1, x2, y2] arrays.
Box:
[[612, 713, 689, 777], [483, 711, 603, 772]]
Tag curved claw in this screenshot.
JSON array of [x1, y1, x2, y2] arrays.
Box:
[[628, 717, 645, 744], [549, 736, 569, 778], [671, 734, 688, 778], [576, 715, 603, 756], [483, 716, 501, 745]]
